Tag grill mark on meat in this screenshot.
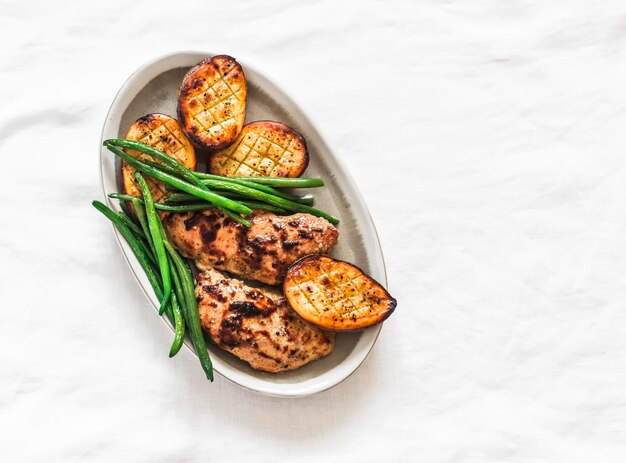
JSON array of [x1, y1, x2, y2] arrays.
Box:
[[230, 301, 265, 316], [256, 329, 283, 352], [219, 314, 243, 346], [236, 226, 279, 273], [202, 284, 226, 302], [254, 350, 283, 367], [282, 240, 299, 251], [183, 212, 204, 230], [251, 235, 278, 247], [200, 222, 220, 244], [245, 289, 262, 300], [195, 213, 227, 261]]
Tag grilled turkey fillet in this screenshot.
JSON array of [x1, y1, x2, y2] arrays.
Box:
[[196, 269, 335, 372], [165, 210, 339, 285]]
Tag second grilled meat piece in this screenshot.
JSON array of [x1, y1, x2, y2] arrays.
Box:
[[196, 269, 335, 372], [164, 210, 339, 285]]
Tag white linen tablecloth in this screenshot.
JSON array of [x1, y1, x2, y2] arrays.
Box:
[[3, 0, 626, 461]]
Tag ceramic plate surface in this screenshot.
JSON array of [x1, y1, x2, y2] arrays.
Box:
[[100, 51, 388, 397]]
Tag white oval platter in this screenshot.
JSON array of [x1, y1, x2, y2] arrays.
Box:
[[100, 51, 389, 397]]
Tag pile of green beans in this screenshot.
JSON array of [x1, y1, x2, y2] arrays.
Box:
[[92, 139, 340, 382], [103, 139, 339, 225], [92, 174, 214, 381]]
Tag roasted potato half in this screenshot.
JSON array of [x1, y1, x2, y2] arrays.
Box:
[[208, 121, 309, 177], [177, 55, 247, 150], [284, 255, 397, 331], [122, 113, 196, 204]]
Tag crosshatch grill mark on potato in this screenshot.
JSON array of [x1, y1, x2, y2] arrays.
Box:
[[284, 255, 397, 331], [122, 113, 196, 205], [208, 121, 309, 177], [177, 55, 247, 150]]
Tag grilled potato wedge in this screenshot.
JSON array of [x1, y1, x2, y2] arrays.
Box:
[[122, 113, 196, 204], [208, 121, 309, 177], [284, 255, 397, 331], [177, 55, 247, 150]]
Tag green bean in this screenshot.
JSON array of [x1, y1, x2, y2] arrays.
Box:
[[217, 191, 250, 201], [154, 202, 239, 214], [169, 257, 187, 322], [118, 197, 134, 217], [168, 292, 185, 358], [129, 199, 157, 260], [166, 191, 253, 203], [166, 191, 252, 203], [142, 159, 180, 178], [161, 233, 188, 357], [110, 193, 289, 214], [151, 202, 217, 212], [236, 181, 306, 203], [163, 240, 213, 381], [199, 178, 339, 224], [134, 173, 171, 315], [198, 173, 313, 204], [117, 211, 144, 238], [292, 194, 314, 206], [236, 201, 288, 214], [194, 173, 324, 188], [109, 193, 151, 202], [168, 255, 187, 356], [105, 139, 206, 190], [216, 184, 315, 205], [116, 211, 158, 267], [92, 201, 164, 302], [105, 144, 253, 216], [164, 193, 201, 203]]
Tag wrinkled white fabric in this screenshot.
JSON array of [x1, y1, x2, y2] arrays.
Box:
[[2, 0, 626, 461]]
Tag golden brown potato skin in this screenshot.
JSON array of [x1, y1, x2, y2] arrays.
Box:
[[196, 269, 334, 372], [122, 113, 195, 204], [284, 255, 397, 331], [177, 55, 247, 150], [209, 121, 309, 177]]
